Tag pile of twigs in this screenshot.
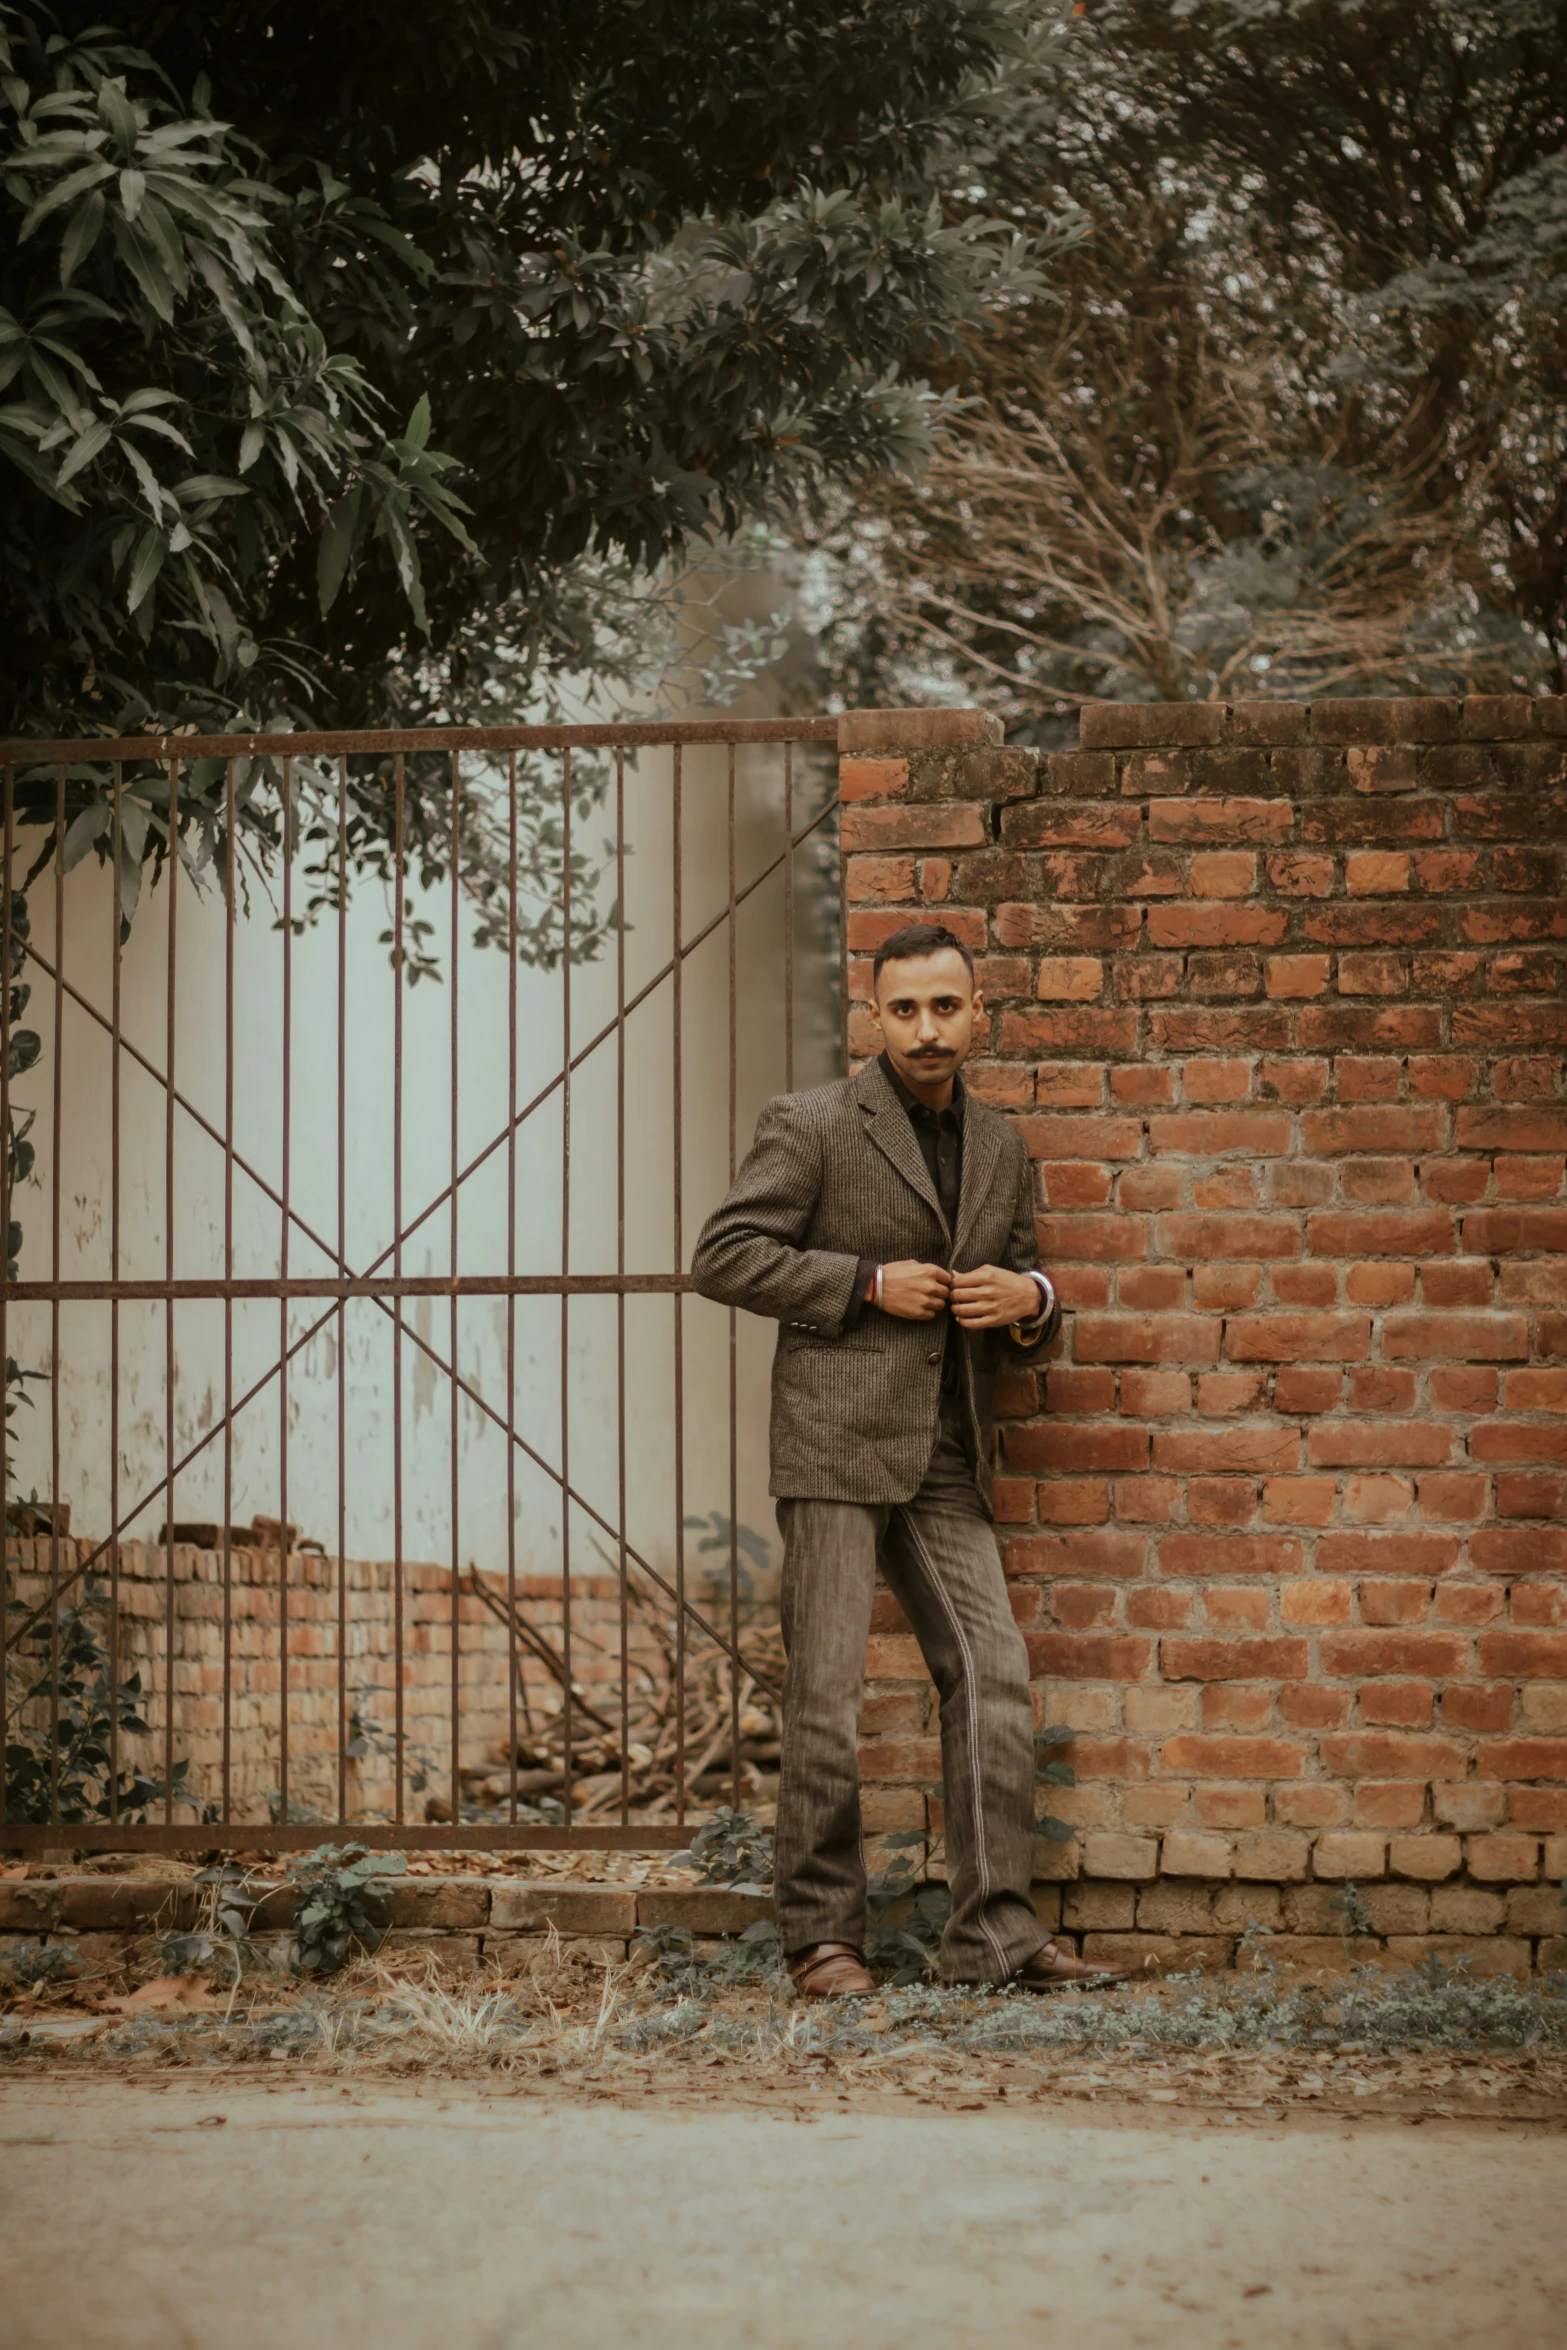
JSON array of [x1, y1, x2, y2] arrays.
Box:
[[451, 1570, 784, 1822]]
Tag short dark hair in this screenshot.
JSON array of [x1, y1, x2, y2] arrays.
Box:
[[872, 922, 976, 992]]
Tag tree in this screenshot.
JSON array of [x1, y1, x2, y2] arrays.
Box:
[[4, 0, 1037, 743], [1, 0, 1044, 963], [810, 0, 1567, 728]]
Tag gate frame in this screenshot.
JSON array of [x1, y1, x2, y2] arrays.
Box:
[[0, 707, 993, 1854]]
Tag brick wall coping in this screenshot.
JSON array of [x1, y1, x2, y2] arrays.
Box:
[[0, 1874, 770, 1939], [3, 1871, 1564, 1974]]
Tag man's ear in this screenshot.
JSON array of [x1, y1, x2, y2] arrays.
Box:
[[971, 988, 984, 1021]]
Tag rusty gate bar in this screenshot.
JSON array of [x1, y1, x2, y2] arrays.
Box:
[[392, 752, 406, 1825], [110, 768, 124, 1820], [335, 757, 349, 1824], [0, 714, 846, 1853], [278, 757, 292, 1825], [448, 749, 461, 1828], [223, 758, 237, 1822], [50, 765, 64, 1817], [0, 775, 8, 1830], [162, 757, 176, 1823], [615, 746, 629, 1825], [672, 743, 686, 1827], [560, 745, 574, 1825], [505, 749, 519, 1826], [727, 744, 741, 1813]]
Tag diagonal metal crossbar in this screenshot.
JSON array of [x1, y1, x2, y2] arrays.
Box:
[[0, 716, 844, 1853]]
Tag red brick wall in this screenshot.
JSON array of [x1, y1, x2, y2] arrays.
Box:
[[6, 1538, 659, 1822], [842, 697, 1567, 1970]]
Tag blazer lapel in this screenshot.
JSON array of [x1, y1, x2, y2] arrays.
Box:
[[952, 1098, 1003, 1265], [854, 1060, 949, 1238]]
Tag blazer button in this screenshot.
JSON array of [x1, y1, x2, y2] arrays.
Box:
[[926, 1350, 942, 1365]]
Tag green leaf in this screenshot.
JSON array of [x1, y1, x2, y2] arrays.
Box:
[[61, 800, 111, 873], [118, 165, 146, 220], [96, 78, 140, 156], [125, 526, 167, 612], [316, 484, 363, 614], [117, 386, 182, 416], [403, 392, 432, 451], [176, 473, 248, 502], [53, 414, 114, 486], [17, 157, 114, 242], [58, 187, 106, 284], [113, 214, 177, 322]]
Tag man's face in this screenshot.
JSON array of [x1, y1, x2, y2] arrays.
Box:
[[870, 948, 981, 1095]]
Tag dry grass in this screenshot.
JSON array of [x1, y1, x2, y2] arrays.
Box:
[[7, 1932, 1567, 2126]]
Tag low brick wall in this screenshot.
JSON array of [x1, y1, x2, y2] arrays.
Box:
[[0, 1874, 777, 1981], [5, 1536, 663, 1819], [3, 1869, 1561, 1980], [842, 696, 1567, 1967]]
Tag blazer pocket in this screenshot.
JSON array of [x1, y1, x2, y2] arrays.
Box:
[[784, 1336, 887, 1355]]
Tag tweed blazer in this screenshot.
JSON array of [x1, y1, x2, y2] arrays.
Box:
[[690, 1057, 1059, 1513]]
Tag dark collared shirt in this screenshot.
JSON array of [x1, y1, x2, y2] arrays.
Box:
[[883, 1050, 964, 1231], [844, 1055, 966, 1329], [888, 1052, 963, 1231]]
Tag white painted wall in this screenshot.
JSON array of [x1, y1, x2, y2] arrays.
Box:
[[8, 732, 841, 1599]]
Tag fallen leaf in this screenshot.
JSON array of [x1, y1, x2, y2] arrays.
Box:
[[119, 1973, 227, 2013]]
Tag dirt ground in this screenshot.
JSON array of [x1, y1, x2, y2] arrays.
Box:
[[3, 2073, 1565, 2350]]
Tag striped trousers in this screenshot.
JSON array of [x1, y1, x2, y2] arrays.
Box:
[[773, 1409, 1047, 1985]]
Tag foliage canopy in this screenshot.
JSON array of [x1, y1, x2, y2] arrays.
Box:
[[814, 0, 1567, 727], [2, 0, 1037, 747]]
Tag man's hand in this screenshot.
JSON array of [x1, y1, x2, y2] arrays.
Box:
[[950, 1265, 1044, 1330], [878, 1260, 953, 1320]]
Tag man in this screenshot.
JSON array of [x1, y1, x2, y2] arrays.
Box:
[[692, 921, 1127, 1998]]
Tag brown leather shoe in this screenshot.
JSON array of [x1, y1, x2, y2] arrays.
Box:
[[1013, 1937, 1131, 1990], [788, 1941, 874, 1999]]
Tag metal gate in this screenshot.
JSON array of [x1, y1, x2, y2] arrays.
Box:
[[0, 716, 843, 1853]]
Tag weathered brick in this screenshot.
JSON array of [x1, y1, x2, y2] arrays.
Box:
[[999, 1007, 1137, 1056], [1148, 796, 1294, 844], [1226, 1313, 1371, 1363], [1016, 1113, 1144, 1159], [1081, 704, 1231, 748], [1306, 1210, 1454, 1258], [1081, 1832, 1160, 1879], [1161, 1735, 1305, 1778], [1301, 1106, 1449, 1154], [636, 1888, 774, 1936], [1072, 1314, 1221, 1365], [1163, 1636, 1309, 1681], [1313, 698, 1460, 744], [1321, 1733, 1468, 1780], [1025, 1633, 1154, 1680], [1149, 1110, 1294, 1156], [840, 801, 987, 852], [1311, 1832, 1389, 1879], [1465, 1831, 1539, 1883], [490, 1884, 638, 1935], [1388, 1834, 1463, 1881], [838, 755, 910, 801], [1477, 1628, 1567, 1675], [1306, 1422, 1452, 1469]]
